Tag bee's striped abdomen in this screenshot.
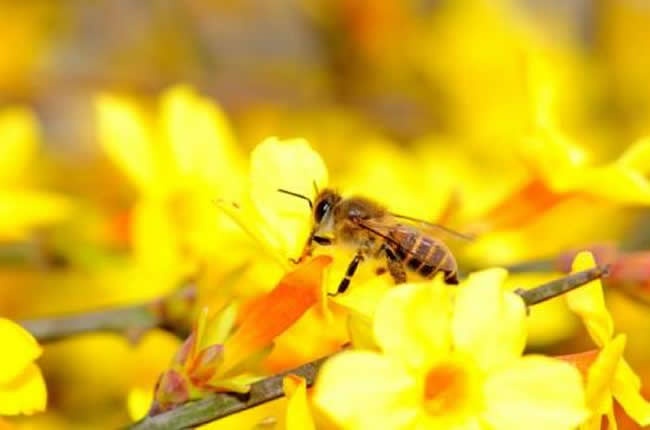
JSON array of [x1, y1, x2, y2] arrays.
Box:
[[389, 226, 458, 284]]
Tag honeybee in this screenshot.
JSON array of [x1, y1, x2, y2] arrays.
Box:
[[278, 188, 471, 295]]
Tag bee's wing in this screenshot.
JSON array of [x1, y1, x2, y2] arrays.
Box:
[[353, 215, 446, 264], [387, 212, 474, 242], [350, 217, 398, 243], [351, 217, 424, 260], [352, 216, 398, 235]]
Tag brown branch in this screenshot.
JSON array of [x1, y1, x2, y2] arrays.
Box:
[[127, 356, 328, 430], [19, 284, 197, 343], [0, 240, 69, 270], [20, 305, 159, 343], [514, 264, 610, 306], [127, 266, 608, 430]]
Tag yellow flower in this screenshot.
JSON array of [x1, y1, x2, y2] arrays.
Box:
[[313, 270, 588, 430], [151, 256, 331, 413], [283, 375, 316, 430], [97, 86, 334, 299], [221, 135, 390, 308], [218, 136, 328, 268], [521, 133, 650, 205], [0, 318, 47, 415], [567, 251, 650, 429], [0, 107, 70, 240], [462, 136, 650, 265], [454, 48, 650, 266], [96, 85, 247, 294]]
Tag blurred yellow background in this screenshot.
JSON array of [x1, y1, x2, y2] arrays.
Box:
[[2, 0, 650, 428]]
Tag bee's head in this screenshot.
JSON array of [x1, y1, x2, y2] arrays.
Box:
[[277, 187, 341, 230], [312, 188, 341, 226]]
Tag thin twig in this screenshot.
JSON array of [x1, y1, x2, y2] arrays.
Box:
[[127, 266, 608, 430], [19, 285, 197, 343], [127, 356, 328, 430], [20, 305, 161, 343], [0, 240, 68, 269], [515, 265, 610, 306]]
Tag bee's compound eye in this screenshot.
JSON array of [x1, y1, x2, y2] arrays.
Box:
[[314, 200, 331, 223]]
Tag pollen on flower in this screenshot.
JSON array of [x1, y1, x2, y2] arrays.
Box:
[[422, 360, 475, 418], [424, 363, 465, 414]]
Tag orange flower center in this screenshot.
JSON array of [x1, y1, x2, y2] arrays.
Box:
[[423, 362, 469, 416]]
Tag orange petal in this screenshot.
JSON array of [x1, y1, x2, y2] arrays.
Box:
[[221, 256, 332, 374], [473, 179, 573, 232], [555, 349, 600, 378]]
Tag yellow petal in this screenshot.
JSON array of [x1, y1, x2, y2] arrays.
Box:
[[616, 358, 641, 391], [203, 303, 238, 347], [0, 319, 41, 385], [215, 198, 290, 270], [160, 85, 245, 198], [562, 165, 650, 205], [539, 134, 650, 204], [523, 124, 650, 204], [127, 387, 152, 421], [617, 137, 650, 175], [250, 137, 328, 260], [483, 356, 588, 430], [313, 351, 418, 430], [374, 281, 452, 371], [193, 307, 209, 355], [0, 190, 71, 241], [0, 364, 47, 415], [585, 334, 625, 414], [330, 264, 393, 318], [131, 199, 185, 294], [606, 408, 618, 430], [521, 125, 587, 187], [283, 375, 316, 430], [347, 312, 379, 351], [452, 268, 526, 372], [612, 358, 650, 426], [0, 107, 38, 184], [95, 93, 158, 193], [414, 414, 482, 430], [566, 251, 614, 347]]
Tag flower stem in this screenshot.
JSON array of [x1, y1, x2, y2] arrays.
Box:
[[19, 284, 197, 343], [514, 265, 609, 306], [128, 355, 329, 430], [20, 305, 161, 343], [127, 266, 608, 430]]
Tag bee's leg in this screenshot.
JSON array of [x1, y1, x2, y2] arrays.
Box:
[[291, 235, 332, 264], [330, 252, 364, 296], [313, 236, 332, 246], [290, 234, 315, 264], [384, 246, 407, 284]]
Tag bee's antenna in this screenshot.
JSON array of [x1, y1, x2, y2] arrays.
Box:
[[277, 189, 313, 210], [312, 180, 320, 195]]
